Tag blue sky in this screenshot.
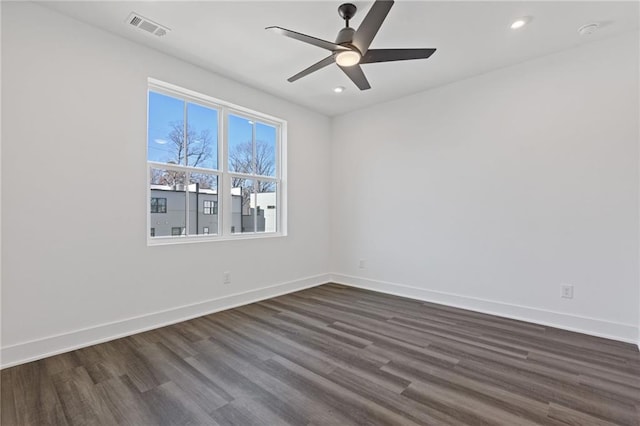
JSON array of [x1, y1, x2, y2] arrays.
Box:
[[148, 91, 276, 174]]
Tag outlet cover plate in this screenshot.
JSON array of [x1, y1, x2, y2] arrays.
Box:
[[561, 284, 574, 299]]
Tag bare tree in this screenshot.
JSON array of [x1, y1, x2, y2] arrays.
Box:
[[150, 121, 215, 188], [229, 140, 275, 192], [150, 166, 185, 187], [167, 121, 213, 168], [229, 140, 275, 214]]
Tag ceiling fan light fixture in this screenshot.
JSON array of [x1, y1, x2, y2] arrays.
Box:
[[335, 50, 361, 67]]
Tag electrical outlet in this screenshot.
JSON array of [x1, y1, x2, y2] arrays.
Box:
[[358, 259, 366, 269], [223, 271, 231, 284], [561, 284, 573, 299]]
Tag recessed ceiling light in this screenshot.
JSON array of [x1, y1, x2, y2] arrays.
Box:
[[510, 17, 531, 30], [333, 86, 345, 93]]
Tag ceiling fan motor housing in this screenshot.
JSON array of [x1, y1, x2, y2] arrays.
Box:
[[336, 27, 356, 45]]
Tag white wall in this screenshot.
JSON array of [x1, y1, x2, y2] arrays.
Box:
[[1, 2, 331, 366], [331, 32, 640, 343]]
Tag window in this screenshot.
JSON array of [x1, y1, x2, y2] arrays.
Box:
[[228, 115, 280, 234], [203, 200, 217, 215], [147, 79, 285, 243], [150, 197, 167, 213]]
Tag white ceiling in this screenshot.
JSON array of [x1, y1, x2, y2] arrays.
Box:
[[41, 1, 639, 116]]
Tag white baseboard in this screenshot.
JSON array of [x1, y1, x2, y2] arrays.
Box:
[[1, 274, 330, 369], [3, 272, 637, 368], [331, 273, 639, 346]]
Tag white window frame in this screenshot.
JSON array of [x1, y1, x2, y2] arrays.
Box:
[[147, 78, 287, 245]]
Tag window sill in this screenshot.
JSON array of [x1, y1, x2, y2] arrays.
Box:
[[147, 232, 286, 246]]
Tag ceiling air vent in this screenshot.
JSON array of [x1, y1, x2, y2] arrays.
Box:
[[126, 12, 170, 37]]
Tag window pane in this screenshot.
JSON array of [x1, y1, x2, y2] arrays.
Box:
[[256, 123, 276, 177], [228, 114, 253, 174], [256, 181, 277, 233], [150, 197, 168, 214], [189, 172, 219, 235], [150, 168, 186, 237], [148, 91, 186, 166], [186, 103, 218, 169], [231, 178, 255, 233]]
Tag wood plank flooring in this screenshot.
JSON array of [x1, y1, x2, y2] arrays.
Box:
[[2, 283, 639, 425]]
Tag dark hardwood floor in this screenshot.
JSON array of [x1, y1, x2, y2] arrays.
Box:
[[2, 283, 639, 425]]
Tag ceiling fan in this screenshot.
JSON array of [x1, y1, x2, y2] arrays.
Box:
[[266, 0, 436, 91]]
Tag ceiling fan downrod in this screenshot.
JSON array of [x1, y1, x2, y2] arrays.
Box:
[[338, 3, 357, 28]]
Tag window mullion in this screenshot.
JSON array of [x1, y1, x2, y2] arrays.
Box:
[[147, 164, 151, 241], [232, 175, 278, 183], [183, 100, 188, 166], [252, 120, 256, 176], [184, 102, 190, 236], [228, 171, 271, 181], [222, 108, 231, 236], [222, 107, 228, 235], [148, 161, 223, 175], [253, 180, 258, 233], [250, 120, 255, 233]]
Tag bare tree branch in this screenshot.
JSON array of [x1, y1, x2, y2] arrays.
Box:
[[229, 140, 276, 212], [229, 140, 275, 192], [150, 168, 185, 187], [167, 121, 213, 168]]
